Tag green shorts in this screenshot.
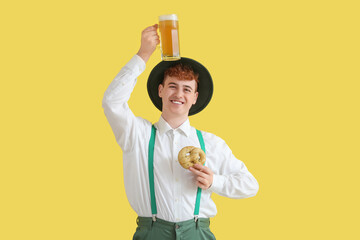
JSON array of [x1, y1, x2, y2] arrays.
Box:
[[132, 217, 216, 240]]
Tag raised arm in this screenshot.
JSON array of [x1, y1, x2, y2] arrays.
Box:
[[102, 24, 159, 151]]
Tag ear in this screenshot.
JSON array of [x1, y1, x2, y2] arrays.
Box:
[[193, 91, 199, 105], [158, 84, 164, 98]]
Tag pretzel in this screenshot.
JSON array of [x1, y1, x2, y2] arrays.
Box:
[[178, 146, 206, 169]]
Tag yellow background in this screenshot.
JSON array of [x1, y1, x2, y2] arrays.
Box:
[[1, 0, 359, 239]]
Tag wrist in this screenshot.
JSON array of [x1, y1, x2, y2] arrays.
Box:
[[136, 50, 151, 63]]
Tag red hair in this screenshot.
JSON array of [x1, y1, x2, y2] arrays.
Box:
[[163, 63, 199, 87]]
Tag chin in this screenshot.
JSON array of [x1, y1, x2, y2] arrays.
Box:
[[169, 109, 188, 117]]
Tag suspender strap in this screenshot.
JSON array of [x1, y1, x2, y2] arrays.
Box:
[[148, 125, 157, 219], [148, 125, 206, 222], [196, 129, 206, 153], [194, 129, 206, 219]]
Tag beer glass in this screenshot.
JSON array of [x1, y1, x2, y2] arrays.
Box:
[[158, 14, 180, 61]]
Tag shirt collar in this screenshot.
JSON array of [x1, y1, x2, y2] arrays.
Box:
[[155, 116, 191, 137]]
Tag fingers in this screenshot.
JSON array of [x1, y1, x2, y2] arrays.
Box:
[[189, 164, 213, 190], [197, 176, 208, 185], [143, 31, 159, 40], [196, 181, 208, 190], [196, 177, 210, 189], [143, 24, 158, 33], [189, 166, 207, 178], [142, 25, 160, 43], [190, 164, 212, 175]]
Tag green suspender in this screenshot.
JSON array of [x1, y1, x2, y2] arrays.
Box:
[[148, 125, 157, 221], [148, 125, 206, 222], [194, 129, 206, 221]]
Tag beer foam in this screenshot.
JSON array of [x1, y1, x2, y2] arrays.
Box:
[[159, 14, 178, 21]]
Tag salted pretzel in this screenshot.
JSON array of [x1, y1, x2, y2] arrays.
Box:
[[178, 146, 206, 169]]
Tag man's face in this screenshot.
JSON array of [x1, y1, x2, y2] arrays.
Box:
[[158, 76, 199, 118]]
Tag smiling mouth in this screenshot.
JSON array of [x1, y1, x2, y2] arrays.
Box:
[[171, 100, 184, 105]]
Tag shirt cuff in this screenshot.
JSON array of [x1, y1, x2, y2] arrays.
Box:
[[208, 174, 225, 193]]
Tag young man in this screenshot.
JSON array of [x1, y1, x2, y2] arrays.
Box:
[[102, 24, 259, 240]]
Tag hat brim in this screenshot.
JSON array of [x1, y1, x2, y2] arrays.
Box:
[[147, 57, 213, 116]]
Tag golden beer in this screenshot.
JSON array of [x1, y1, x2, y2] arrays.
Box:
[[159, 14, 180, 61]]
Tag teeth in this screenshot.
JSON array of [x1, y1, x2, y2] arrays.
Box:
[[172, 100, 183, 105]]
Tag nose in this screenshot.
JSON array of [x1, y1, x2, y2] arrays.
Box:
[[174, 88, 183, 98]]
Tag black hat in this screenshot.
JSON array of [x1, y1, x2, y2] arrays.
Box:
[[147, 57, 213, 116]]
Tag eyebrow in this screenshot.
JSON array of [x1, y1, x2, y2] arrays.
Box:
[[168, 82, 193, 90]]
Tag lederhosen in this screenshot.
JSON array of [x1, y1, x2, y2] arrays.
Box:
[[132, 125, 216, 240]]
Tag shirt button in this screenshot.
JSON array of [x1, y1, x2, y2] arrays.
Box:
[[175, 178, 179, 182], [175, 198, 178, 202]]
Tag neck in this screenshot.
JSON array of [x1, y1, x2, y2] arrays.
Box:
[[161, 113, 188, 129]]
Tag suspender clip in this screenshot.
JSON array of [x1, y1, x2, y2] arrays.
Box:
[[194, 215, 199, 222], [152, 215, 157, 222]]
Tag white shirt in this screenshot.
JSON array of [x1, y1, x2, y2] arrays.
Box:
[[102, 54, 259, 222]]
